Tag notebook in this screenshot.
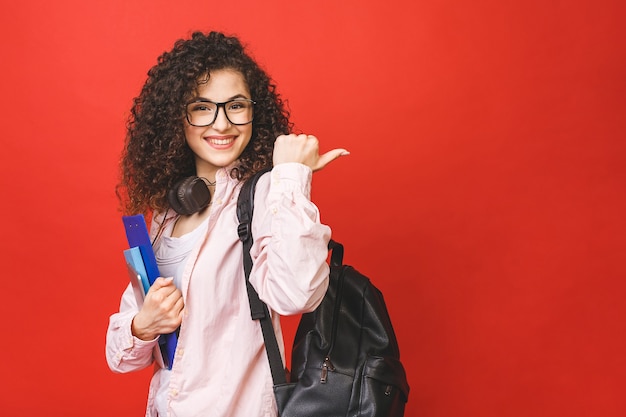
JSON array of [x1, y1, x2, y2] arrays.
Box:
[[122, 214, 178, 370]]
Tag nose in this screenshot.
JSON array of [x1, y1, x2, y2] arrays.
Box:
[[211, 104, 231, 131]]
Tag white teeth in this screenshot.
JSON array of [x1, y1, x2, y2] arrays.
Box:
[[209, 138, 234, 145]]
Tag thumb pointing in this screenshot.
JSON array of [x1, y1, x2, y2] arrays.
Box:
[[314, 149, 350, 172]]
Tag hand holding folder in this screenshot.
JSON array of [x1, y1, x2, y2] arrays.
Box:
[[122, 214, 179, 370]]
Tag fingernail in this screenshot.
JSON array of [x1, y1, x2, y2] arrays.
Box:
[[341, 151, 350, 156]]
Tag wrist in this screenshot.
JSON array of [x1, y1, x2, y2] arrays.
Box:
[[131, 314, 157, 341]]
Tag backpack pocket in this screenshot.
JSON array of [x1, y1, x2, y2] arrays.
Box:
[[280, 365, 354, 417], [358, 356, 410, 417]]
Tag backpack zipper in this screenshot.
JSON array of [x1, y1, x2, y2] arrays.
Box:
[[320, 267, 346, 383], [320, 356, 336, 383]]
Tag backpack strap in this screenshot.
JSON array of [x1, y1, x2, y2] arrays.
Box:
[[237, 168, 289, 386], [328, 239, 344, 267]]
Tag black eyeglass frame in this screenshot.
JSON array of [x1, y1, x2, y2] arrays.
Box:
[[185, 98, 256, 127]]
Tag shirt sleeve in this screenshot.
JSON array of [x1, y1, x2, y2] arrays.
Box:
[[249, 162, 331, 315], [105, 283, 159, 373]]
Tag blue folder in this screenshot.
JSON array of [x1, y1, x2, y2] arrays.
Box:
[[122, 214, 178, 370], [123, 246, 150, 294]]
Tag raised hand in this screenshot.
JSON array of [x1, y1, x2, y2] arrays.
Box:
[[273, 134, 349, 172]]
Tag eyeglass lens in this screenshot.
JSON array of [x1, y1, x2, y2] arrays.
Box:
[[187, 99, 254, 126]]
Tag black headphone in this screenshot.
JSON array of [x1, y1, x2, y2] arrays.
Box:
[[167, 177, 212, 215]]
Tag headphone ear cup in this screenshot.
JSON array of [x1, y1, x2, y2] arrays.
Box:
[[167, 184, 189, 215], [167, 176, 211, 215]]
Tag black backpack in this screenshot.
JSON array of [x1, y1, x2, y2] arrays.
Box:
[[237, 170, 410, 417]]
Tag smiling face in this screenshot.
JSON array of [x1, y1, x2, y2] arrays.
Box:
[[184, 69, 253, 180]]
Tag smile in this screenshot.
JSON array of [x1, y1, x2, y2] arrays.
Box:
[[206, 136, 235, 146]]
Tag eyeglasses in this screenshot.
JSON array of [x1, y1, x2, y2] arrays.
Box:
[[185, 98, 255, 127]]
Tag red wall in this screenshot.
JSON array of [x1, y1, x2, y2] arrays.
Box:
[[1, 1, 625, 415]]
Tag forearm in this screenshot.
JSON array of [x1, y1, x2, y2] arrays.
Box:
[[105, 285, 158, 373], [250, 163, 331, 315]]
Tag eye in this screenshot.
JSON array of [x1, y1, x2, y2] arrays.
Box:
[[189, 102, 215, 113], [227, 100, 251, 112]]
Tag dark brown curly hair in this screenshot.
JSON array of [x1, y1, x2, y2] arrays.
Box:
[[117, 31, 291, 215]]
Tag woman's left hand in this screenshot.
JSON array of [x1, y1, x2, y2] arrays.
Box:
[[273, 134, 349, 172]]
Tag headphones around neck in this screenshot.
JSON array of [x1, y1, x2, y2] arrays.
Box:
[[167, 176, 212, 215]]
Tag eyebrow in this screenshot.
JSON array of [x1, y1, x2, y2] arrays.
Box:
[[193, 93, 249, 102]]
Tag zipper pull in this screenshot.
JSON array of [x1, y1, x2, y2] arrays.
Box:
[[320, 356, 335, 384]]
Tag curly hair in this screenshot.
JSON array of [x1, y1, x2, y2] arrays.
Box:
[[117, 31, 291, 215]]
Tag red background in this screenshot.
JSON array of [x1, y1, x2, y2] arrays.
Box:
[[1, 1, 625, 416]]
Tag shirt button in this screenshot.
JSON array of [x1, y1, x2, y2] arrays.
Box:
[[170, 389, 178, 397]]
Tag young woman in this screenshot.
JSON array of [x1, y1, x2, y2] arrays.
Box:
[[105, 31, 347, 416]]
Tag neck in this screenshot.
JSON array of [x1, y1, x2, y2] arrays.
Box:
[[201, 177, 217, 187], [195, 166, 219, 185]]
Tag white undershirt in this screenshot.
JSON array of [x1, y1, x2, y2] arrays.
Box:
[[153, 216, 209, 416]]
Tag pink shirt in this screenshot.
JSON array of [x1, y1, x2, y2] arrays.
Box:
[[106, 163, 331, 416]]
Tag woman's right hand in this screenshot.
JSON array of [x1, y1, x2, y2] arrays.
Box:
[[131, 277, 184, 341]]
